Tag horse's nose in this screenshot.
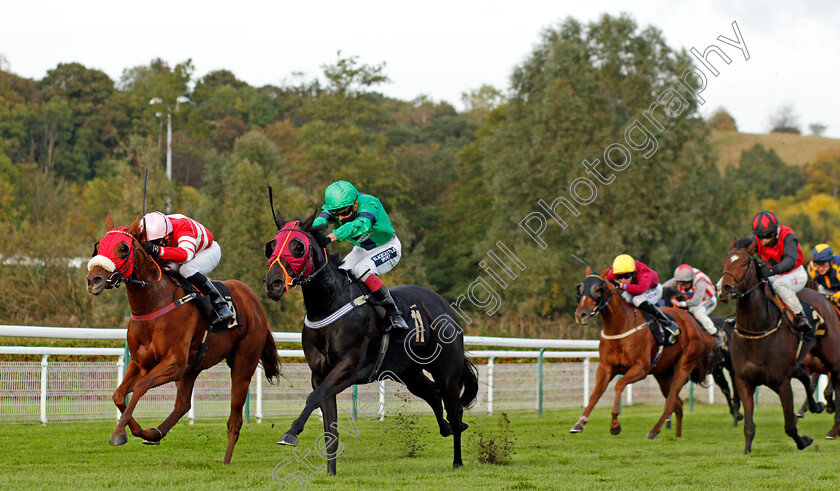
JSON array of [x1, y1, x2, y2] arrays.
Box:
[[575, 311, 590, 325], [264, 276, 284, 300], [87, 275, 104, 294]]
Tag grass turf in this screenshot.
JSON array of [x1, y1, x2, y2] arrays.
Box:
[[1, 404, 838, 490]]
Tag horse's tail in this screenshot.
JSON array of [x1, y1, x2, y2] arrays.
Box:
[[460, 355, 479, 409], [261, 330, 282, 384]]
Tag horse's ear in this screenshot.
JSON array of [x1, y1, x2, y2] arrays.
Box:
[[126, 215, 142, 237], [301, 209, 319, 231], [730, 238, 737, 249], [105, 214, 115, 230], [274, 211, 285, 230], [746, 240, 757, 254], [585, 265, 592, 275], [309, 225, 329, 249]]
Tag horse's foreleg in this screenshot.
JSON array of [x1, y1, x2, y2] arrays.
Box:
[[570, 363, 613, 433], [321, 396, 339, 476], [149, 371, 199, 443], [111, 356, 183, 446], [609, 363, 648, 436], [278, 359, 355, 446], [777, 380, 813, 450], [734, 376, 756, 454], [110, 360, 146, 445]]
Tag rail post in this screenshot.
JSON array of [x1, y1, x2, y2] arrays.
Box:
[[487, 356, 495, 415], [39, 354, 49, 425], [537, 348, 546, 417]]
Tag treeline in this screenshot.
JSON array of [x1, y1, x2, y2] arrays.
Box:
[[1, 14, 836, 336]]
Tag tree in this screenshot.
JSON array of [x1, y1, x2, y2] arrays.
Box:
[[769, 103, 801, 134], [809, 122, 828, 137], [445, 13, 746, 316], [727, 143, 806, 199], [805, 148, 840, 197], [708, 107, 737, 131]]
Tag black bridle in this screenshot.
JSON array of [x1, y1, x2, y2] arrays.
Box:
[[577, 274, 615, 315], [721, 250, 765, 299]]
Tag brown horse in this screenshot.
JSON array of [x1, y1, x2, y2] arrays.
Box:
[[571, 267, 715, 438], [85, 215, 281, 464], [718, 238, 840, 453]]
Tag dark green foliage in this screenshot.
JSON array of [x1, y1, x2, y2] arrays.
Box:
[[727, 143, 806, 199]]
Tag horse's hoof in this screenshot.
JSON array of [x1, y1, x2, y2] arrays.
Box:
[[737, 413, 744, 421], [827, 405, 835, 414], [609, 424, 621, 436], [142, 439, 160, 445], [798, 436, 813, 450], [665, 419, 671, 430], [109, 433, 128, 446], [570, 423, 584, 433], [825, 433, 838, 440], [277, 433, 298, 446], [460, 422, 469, 433], [814, 403, 826, 414], [452, 461, 463, 469], [645, 432, 658, 440], [440, 427, 452, 437], [795, 410, 805, 418]]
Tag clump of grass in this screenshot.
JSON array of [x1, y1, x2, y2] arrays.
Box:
[[471, 412, 515, 465], [388, 413, 430, 458]]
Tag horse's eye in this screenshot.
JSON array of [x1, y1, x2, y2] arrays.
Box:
[[114, 242, 129, 259]]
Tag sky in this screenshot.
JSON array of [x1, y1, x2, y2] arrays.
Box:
[[2, 0, 840, 137]]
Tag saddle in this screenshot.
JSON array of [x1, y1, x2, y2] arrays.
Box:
[[763, 283, 822, 341], [344, 271, 429, 347], [169, 272, 241, 332], [638, 310, 679, 347]]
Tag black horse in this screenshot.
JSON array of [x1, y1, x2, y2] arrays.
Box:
[[661, 287, 742, 425], [263, 211, 478, 474]]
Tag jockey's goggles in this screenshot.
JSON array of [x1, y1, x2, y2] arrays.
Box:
[[615, 273, 634, 280], [331, 205, 354, 218]]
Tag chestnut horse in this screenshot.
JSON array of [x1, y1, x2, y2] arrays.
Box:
[[718, 238, 840, 452], [571, 267, 715, 439], [86, 215, 281, 464]]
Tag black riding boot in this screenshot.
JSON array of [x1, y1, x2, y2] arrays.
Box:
[[371, 285, 409, 332], [639, 301, 679, 344], [188, 273, 233, 324], [793, 312, 811, 333]]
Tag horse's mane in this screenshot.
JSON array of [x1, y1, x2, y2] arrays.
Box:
[[733, 237, 754, 250]]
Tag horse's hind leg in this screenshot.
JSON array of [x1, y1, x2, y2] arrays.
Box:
[[712, 366, 737, 424], [793, 366, 824, 415], [776, 380, 813, 450], [438, 374, 465, 468], [404, 370, 451, 436], [652, 371, 683, 438], [223, 352, 261, 464]]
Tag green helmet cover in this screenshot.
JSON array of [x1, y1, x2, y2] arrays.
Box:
[[323, 180, 359, 211]]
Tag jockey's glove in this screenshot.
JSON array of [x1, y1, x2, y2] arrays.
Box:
[[832, 291, 840, 303], [758, 263, 774, 279], [143, 242, 160, 257]]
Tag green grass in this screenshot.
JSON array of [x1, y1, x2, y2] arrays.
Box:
[[1, 405, 838, 490]]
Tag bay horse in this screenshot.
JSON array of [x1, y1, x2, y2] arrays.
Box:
[[718, 238, 840, 452], [571, 267, 715, 439], [85, 215, 281, 464], [662, 287, 743, 425], [262, 210, 478, 475]]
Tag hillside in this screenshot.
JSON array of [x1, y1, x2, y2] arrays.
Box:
[[711, 130, 840, 169]]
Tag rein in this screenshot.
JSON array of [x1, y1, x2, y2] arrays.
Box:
[[103, 233, 163, 289], [721, 250, 765, 299]]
